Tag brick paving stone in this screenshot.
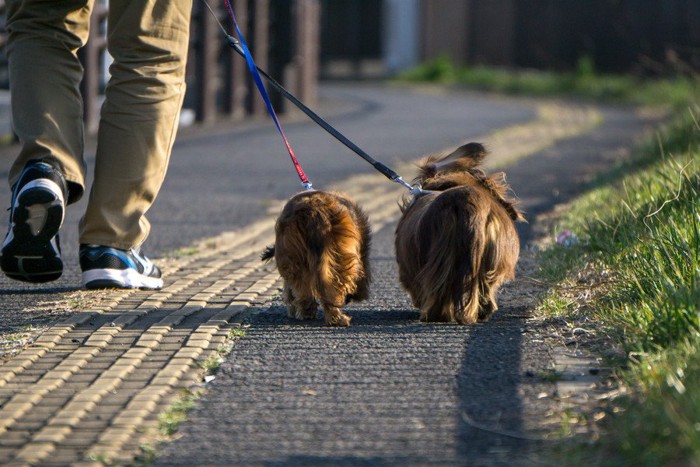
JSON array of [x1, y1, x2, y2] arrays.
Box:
[[71, 420, 109, 432], [0, 447, 15, 462], [6, 420, 44, 432], [71, 391, 104, 404], [50, 343, 82, 352], [32, 426, 72, 443], [118, 379, 151, 390], [68, 373, 100, 385], [18, 410, 62, 424], [5, 375, 41, 385], [148, 374, 180, 387], [43, 448, 82, 465], [133, 363, 166, 374], [0, 430, 31, 447], [60, 430, 100, 448], [151, 343, 188, 352], [16, 442, 57, 463], [11, 411, 52, 425]]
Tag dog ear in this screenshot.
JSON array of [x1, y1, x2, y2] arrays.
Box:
[[431, 142, 487, 173], [444, 142, 487, 163], [415, 142, 487, 183]]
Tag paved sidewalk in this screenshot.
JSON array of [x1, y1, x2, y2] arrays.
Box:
[[0, 84, 659, 465]]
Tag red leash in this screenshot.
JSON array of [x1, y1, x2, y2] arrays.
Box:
[[222, 0, 313, 190]]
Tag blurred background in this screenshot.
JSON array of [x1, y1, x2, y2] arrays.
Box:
[[0, 0, 697, 137]]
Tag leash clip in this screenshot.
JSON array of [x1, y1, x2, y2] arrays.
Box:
[[409, 183, 428, 196], [226, 35, 239, 47], [395, 176, 429, 196]]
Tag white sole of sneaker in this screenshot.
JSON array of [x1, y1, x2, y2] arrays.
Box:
[[82, 268, 163, 290], [3, 178, 65, 248], [18, 178, 66, 233], [1, 178, 66, 282]]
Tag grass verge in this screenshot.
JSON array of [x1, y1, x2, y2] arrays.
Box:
[[535, 108, 699, 464], [398, 55, 700, 109]]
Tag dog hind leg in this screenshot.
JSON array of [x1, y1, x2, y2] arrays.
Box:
[[295, 296, 318, 320], [421, 295, 454, 322], [454, 280, 481, 325], [477, 272, 505, 322], [283, 283, 298, 319], [317, 266, 352, 326], [287, 281, 318, 321]]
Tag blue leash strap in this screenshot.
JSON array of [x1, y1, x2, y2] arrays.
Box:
[[223, 0, 312, 190]]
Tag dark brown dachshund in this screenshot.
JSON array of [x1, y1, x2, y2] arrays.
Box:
[[262, 190, 371, 327], [395, 142, 525, 324]]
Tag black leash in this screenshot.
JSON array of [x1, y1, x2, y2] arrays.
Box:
[[202, 0, 425, 195]]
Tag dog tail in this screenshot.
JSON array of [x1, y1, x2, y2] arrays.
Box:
[[261, 245, 275, 262], [417, 187, 485, 324]]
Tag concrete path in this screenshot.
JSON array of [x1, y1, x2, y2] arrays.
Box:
[[0, 83, 661, 465]]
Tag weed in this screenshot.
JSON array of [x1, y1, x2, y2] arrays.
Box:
[[538, 369, 563, 383], [138, 443, 157, 465], [168, 246, 200, 258], [158, 389, 200, 437], [197, 354, 223, 375]]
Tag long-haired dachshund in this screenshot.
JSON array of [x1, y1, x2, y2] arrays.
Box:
[[262, 190, 371, 327], [395, 142, 525, 324]]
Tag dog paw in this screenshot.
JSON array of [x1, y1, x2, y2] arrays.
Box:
[[295, 308, 318, 320], [477, 301, 497, 322], [477, 309, 494, 322], [325, 312, 351, 327], [455, 315, 478, 325]]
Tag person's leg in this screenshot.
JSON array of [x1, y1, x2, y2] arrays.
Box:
[[79, 0, 193, 289], [5, 0, 92, 201], [1, 0, 93, 282]]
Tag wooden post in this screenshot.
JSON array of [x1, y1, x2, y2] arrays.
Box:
[[293, 0, 320, 106], [194, 2, 219, 123], [224, 0, 248, 119]]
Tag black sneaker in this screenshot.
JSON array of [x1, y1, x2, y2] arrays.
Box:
[[1, 161, 67, 283], [79, 244, 163, 290]]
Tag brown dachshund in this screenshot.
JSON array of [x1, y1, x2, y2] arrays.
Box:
[[263, 190, 371, 326], [395, 142, 525, 324]]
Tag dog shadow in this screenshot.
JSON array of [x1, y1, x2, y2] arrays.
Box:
[[261, 304, 420, 328], [249, 300, 541, 462]]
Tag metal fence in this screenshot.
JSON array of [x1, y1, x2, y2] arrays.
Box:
[[317, 0, 699, 77], [0, 0, 320, 134], [420, 0, 700, 75]]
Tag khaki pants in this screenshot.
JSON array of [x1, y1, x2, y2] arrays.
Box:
[[6, 0, 193, 250]]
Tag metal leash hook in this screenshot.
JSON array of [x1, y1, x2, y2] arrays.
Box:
[[393, 176, 429, 196], [410, 184, 429, 196]]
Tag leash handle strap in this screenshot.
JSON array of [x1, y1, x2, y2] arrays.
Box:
[[224, 0, 312, 190]]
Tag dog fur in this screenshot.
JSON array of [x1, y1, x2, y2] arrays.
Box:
[[394, 142, 525, 324], [262, 190, 371, 327]]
